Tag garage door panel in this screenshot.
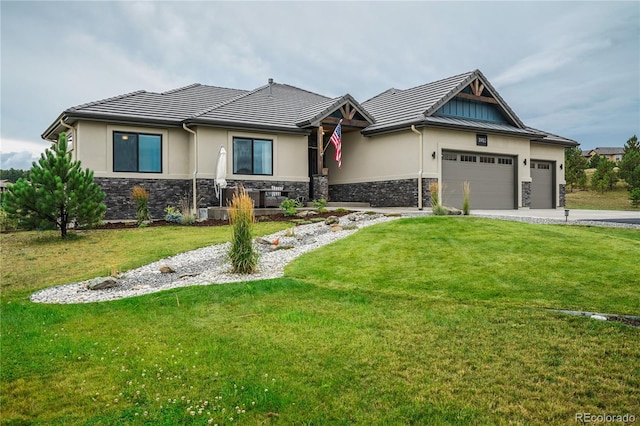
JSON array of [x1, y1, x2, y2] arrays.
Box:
[[530, 161, 554, 209], [442, 151, 515, 210]]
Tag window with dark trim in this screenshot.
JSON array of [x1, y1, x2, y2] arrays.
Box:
[[233, 137, 273, 175], [443, 152, 457, 161], [498, 158, 513, 165], [113, 131, 162, 173], [460, 155, 477, 163]]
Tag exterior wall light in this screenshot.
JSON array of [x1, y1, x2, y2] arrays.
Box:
[[560, 164, 563, 170], [523, 158, 527, 166], [432, 151, 436, 159]]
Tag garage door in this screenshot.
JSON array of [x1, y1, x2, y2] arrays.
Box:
[[441, 151, 515, 209], [530, 161, 554, 209]]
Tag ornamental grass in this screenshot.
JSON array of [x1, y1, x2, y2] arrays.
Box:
[[228, 186, 259, 274], [131, 186, 151, 226]]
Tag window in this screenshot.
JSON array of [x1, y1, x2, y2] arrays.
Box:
[[443, 152, 457, 161], [537, 163, 550, 170], [460, 155, 477, 163], [113, 132, 162, 173], [498, 158, 513, 165], [233, 137, 273, 175], [479, 156, 495, 164]]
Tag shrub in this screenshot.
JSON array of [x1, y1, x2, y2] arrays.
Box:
[[280, 198, 302, 217], [179, 193, 195, 225], [228, 186, 259, 274], [164, 206, 183, 223], [132, 186, 151, 226], [0, 207, 20, 231], [429, 181, 439, 206], [462, 181, 471, 215], [432, 204, 448, 216], [312, 199, 327, 213]]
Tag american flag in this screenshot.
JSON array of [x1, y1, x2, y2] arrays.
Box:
[[329, 122, 342, 168]]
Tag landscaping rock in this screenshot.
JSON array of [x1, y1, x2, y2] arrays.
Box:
[[159, 264, 175, 273], [256, 237, 272, 245], [87, 277, 119, 290], [296, 211, 310, 218], [330, 224, 343, 232], [347, 213, 361, 222], [444, 206, 462, 215], [324, 216, 339, 225]]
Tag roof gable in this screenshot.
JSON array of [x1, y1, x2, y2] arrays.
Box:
[[295, 94, 375, 128], [362, 69, 525, 133]]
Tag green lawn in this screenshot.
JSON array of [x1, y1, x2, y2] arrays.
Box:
[[1, 218, 639, 425]]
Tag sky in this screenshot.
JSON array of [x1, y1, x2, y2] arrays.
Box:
[[1, 1, 639, 170]]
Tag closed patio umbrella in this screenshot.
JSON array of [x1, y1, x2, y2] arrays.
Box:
[[214, 146, 227, 207]]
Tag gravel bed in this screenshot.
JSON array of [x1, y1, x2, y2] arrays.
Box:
[[31, 213, 399, 304]]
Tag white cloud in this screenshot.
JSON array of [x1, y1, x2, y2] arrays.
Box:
[[0, 138, 50, 170]]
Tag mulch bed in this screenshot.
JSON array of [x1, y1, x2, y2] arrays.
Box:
[[95, 210, 352, 230]]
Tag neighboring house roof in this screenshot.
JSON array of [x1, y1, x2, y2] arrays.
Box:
[[590, 147, 625, 156], [42, 70, 578, 146]]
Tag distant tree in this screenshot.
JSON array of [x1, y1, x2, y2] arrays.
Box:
[[564, 147, 588, 192], [0, 168, 30, 183], [619, 135, 640, 207], [590, 157, 618, 193], [588, 153, 601, 169], [3, 133, 106, 238]]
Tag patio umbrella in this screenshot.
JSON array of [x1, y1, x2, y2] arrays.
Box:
[[214, 146, 227, 207]]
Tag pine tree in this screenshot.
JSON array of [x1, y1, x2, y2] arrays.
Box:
[[619, 135, 640, 203], [3, 133, 106, 238], [564, 147, 588, 192]]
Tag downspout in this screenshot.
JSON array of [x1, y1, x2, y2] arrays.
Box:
[[182, 123, 198, 216], [411, 125, 424, 210]]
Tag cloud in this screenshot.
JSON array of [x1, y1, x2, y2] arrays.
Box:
[[0, 138, 50, 170]]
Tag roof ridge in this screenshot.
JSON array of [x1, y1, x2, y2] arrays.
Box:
[[161, 83, 201, 94], [363, 88, 400, 104], [67, 90, 146, 112], [277, 82, 332, 100], [187, 84, 268, 119]]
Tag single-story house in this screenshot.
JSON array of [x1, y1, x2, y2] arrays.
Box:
[[42, 69, 578, 220], [582, 147, 625, 163]]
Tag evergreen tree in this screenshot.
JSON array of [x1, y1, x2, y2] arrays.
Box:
[[564, 147, 588, 192], [3, 133, 106, 238], [588, 153, 601, 169], [619, 135, 640, 202], [590, 157, 618, 193]]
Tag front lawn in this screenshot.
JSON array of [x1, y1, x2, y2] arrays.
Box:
[[1, 217, 638, 424]]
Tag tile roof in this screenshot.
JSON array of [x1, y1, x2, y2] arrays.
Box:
[[65, 84, 248, 123], [43, 70, 577, 147], [188, 83, 331, 132], [362, 69, 525, 134]]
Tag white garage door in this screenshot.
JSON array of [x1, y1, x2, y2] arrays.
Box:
[[530, 161, 554, 209], [441, 151, 516, 210]]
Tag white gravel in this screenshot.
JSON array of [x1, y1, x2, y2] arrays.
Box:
[[30, 213, 399, 304]]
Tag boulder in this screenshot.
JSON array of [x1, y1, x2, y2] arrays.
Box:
[[87, 277, 119, 290], [330, 224, 343, 232], [324, 216, 339, 225], [444, 206, 462, 215], [347, 213, 360, 222], [159, 264, 175, 273], [296, 211, 310, 218]]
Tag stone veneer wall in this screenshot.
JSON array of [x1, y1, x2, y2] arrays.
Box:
[[521, 181, 531, 208], [559, 184, 566, 207], [329, 178, 438, 208], [95, 177, 191, 220], [96, 177, 309, 220]]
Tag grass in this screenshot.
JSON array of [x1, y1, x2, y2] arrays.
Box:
[[1, 218, 639, 424], [565, 171, 637, 210]]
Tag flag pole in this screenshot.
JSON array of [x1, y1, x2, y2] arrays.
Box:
[[323, 119, 343, 152]]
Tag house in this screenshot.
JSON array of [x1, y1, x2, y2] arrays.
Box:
[[41, 70, 578, 220], [582, 147, 625, 163]]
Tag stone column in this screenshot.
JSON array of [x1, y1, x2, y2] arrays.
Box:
[[312, 174, 329, 201]]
